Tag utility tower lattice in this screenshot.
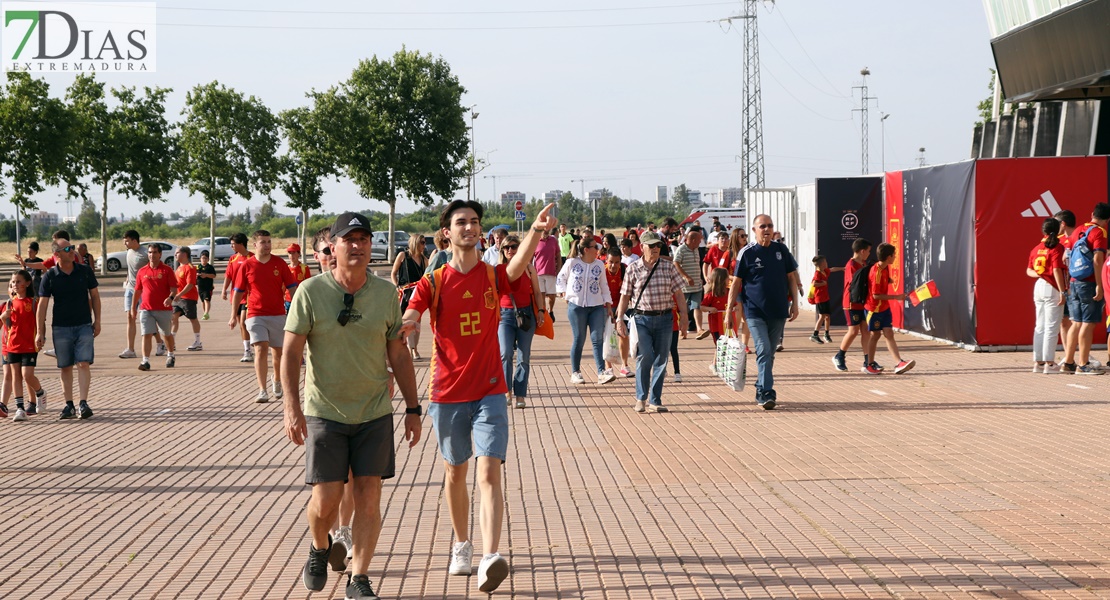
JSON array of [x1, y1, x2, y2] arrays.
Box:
[[853, 67, 876, 175], [724, 1, 769, 199]]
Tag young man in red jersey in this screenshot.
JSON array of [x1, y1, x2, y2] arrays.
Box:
[[222, 233, 254, 363], [832, 238, 872, 372], [1061, 203, 1108, 374], [230, 230, 299, 402], [131, 244, 178, 371], [171, 247, 203, 352], [401, 200, 557, 594], [862, 243, 914, 375]]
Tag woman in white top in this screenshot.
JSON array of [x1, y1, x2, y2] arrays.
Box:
[[556, 236, 615, 385]]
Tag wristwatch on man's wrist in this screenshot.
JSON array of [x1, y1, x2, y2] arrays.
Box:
[[405, 405, 422, 416]]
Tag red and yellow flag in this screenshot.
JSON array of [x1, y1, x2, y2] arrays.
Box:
[[909, 280, 940, 307]]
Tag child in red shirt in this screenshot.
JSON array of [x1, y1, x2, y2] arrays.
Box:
[[808, 256, 844, 344], [603, 248, 631, 377], [701, 267, 730, 343], [3, 270, 44, 421]]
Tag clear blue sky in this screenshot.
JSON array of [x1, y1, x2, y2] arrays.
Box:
[[16, 0, 995, 221]]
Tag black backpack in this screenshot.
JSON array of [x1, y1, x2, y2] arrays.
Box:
[[848, 263, 870, 305]]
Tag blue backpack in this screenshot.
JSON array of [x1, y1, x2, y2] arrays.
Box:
[[1068, 227, 1096, 280]]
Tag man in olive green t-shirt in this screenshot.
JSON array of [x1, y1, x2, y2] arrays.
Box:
[[557, 223, 574, 267], [281, 212, 421, 599]]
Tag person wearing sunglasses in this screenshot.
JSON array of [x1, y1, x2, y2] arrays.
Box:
[[400, 200, 558, 594], [497, 235, 544, 409], [556, 236, 616, 385], [724, 215, 800, 410], [282, 212, 422, 600], [36, 239, 101, 420]]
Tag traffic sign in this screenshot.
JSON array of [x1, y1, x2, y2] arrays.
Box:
[[295, 213, 303, 225], [514, 200, 524, 211], [514, 210, 527, 221]]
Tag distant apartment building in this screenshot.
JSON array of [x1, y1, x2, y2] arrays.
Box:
[[687, 189, 702, 206], [656, 185, 668, 203], [501, 190, 527, 205], [720, 187, 744, 206], [27, 211, 60, 229], [544, 189, 565, 203], [588, 188, 612, 203]]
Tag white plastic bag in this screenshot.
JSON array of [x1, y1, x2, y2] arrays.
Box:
[[626, 315, 639, 360], [716, 334, 745, 392], [603, 320, 621, 363]]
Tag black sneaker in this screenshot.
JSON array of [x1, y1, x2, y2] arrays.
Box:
[[166, 356, 175, 368], [26, 403, 37, 415], [823, 332, 833, 343], [0, 402, 7, 418], [345, 574, 380, 600], [138, 362, 151, 371], [1062, 362, 1077, 374], [79, 403, 93, 420], [303, 537, 332, 592], [60, 405, 76, 419], [809, 333, 823, 344], [761, 399, 777, 410], [832, 354, 848, 372], [869, 361, 885, 372]]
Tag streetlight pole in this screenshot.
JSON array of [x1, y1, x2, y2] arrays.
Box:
[[468, 106, 478, 201], [880, 112, 890, 172]]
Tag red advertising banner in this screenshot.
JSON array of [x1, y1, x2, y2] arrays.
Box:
[[885, 171, 905, 328], [974, 157, 1109, 346]]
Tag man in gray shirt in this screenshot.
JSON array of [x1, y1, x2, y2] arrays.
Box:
[[119, 230, 164, 359], [672, 229, 705, 335]]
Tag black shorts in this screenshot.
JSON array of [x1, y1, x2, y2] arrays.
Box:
[[237, 303, 247, 314], [4, 352, 37, 367], [816, 301, 831, 315], [305, 414, 395, 484], [197, 289, 212, 302], [173, 299, 198, 320]]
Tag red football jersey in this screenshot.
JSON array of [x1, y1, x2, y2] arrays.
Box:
[[812, 268, 830, 304], [703, 291, 728, 333], [175, 264, 199, 301], [408, 263, 509, 404], [864, 263, 891, 313], [843, 258, 866, 310], [5, 297, 36, 354], [286, 262, 311, 302], [1028, 241, 1066, 290], [134, 263, 176, 311], [233, 256, 298, 318]]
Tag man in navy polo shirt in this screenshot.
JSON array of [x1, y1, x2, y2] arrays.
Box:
[[724, 214, 799, 409]]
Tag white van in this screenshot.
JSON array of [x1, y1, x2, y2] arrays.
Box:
[[680, 207, 747, 233]]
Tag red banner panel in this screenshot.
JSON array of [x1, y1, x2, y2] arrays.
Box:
[[974, 157, 1109, 346], [885, 171, 905, 329]]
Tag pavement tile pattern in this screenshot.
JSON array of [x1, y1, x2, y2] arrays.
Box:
[[1, 280, 1108, 599]]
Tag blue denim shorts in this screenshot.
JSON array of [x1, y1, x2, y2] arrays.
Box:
[[1067, 280, 1105, 323], [52, 324, 95, 368], [428, 393, 509, 465]]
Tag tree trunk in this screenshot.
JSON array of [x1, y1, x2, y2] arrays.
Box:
[[387, 196, 396, 264], [301, 208, 308, 256], [100, 181, 109, 275], [14, 204, 20, 256], [209, 202, 216, 260]]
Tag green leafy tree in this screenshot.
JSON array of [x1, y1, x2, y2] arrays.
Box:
[[279, 104, 337, 250], [179, 81, 279, 259], [74, 198, 100, 239], [316, 48, 468, 261], [672, 184, 689, 206], [0, 73, 72, 248], [65, 74, 178, 273]]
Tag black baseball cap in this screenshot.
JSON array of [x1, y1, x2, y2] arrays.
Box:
[[331, 212, 372, 239]]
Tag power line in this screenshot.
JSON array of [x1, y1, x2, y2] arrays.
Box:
[[757, 30, 852, 102], [771, 7, 850, 100], [760, 57, 853, 122], [154, 1, 738, 17]]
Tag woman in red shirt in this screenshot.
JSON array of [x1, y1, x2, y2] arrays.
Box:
[[628, 230, 643, 256], [603, 247, 632, 377], [1026, 218, 1068, 373], [498, 235, 545, 409], [4, 270, 44, 421]]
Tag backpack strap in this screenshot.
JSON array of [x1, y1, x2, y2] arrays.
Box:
[[428, 266, 446, 331]]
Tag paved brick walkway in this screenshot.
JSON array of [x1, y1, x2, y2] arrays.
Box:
[[1, 280, 1109, 599]]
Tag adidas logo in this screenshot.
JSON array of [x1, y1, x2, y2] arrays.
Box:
[[349, 218, 361, 225], [1020, 191, 1063, 218], [462, 290, 473, 299]]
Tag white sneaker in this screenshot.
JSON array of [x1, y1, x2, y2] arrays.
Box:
[[118, 348, 136, 359], [569, 372, 585, 384], [448, 540, 473, 576], [1089, 359, 1104, 370], [336, 525, 354, 562], [12, 408, 26, 422], [187, 341, 203, 351], [1032, 363, 1043, 373], [515, 398, 526, 409], [36, 390, 45, 412], [44, 348, 56, 358], [598, 370, 616, 384], [1043, 363, 1065, 374], [155, 343, 167, 356], [240, 351, 252, 363], [477, 553, 509, 593], [633, 400, 646, 413], [673, 373, 683, 383], [255, 389, 270, 403], [272, 377, 283, 399]]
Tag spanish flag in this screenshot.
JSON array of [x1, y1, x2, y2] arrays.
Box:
[[909, 280, 940, 307]]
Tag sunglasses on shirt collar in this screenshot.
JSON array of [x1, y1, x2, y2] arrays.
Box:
[[337, 293, 355, 326]]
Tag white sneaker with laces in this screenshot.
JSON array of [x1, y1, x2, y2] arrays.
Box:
[[633, 400, 646, 413], [336, 525, 354, 562], [673, 373, 683, 383], [569, 372, 585, 384], [155, 343, 167, 356], [12, 408, 26, 422], [598, 370, 616, 384], [477, 553, 509, 592], [118, 348, 136, 359], [240, 351, 253, 363], [36, 390, 45, 412], [515, 397, 526, 409], [448, 540, 473, 576], [255, 389, 270, 403], [187, 341, 203, 351], [1043, 363, 1065, 374], [272, 377, 283, 399]]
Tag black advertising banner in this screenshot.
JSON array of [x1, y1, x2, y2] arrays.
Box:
[[900, 162, 976, 345], [815, 177, 884, 326]]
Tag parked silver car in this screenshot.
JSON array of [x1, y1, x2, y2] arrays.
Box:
[[371, 231, 414, 262], [188, 237, 235, 260], [97, 241, 178, 272]]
